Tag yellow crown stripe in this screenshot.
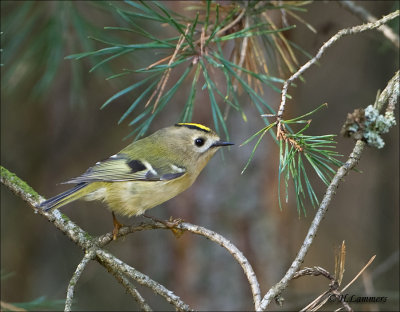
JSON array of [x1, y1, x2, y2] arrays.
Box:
[[175, 123, 211, 133]]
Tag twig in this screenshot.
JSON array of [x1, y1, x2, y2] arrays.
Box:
[[303, 255, 376, 312], [102, 267, 152, 312], [96, 221, 262, 310], [260, 68, 399, 309], [96, 249, 193, 311], [1, 167, 93, 250], [276, 10, 399, 122], [331, 289, 353, 312], [338, 0, 400, 48], [293, 266, 335, 281], [65, 250, 96, 312], [260, 140, 366, 309], [374, 70, 399, 112], [178, 222, 262, 310], [0, 167, 192, 311]]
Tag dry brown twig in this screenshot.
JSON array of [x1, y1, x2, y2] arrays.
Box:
[[302, 255, 376, 312], [293, 241, 376, 312]]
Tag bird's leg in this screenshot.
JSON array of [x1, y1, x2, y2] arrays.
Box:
[[112, 212, 124, 240]]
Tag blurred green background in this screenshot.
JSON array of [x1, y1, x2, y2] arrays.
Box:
[[1, 1, 399, 311]]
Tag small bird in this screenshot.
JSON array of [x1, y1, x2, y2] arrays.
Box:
[[39, 123, 233, 238]]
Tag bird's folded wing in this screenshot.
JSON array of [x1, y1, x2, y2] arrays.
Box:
[[63, 154, 186, 184]]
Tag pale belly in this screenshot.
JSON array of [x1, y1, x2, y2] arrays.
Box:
[[82, 177, 193, 217]]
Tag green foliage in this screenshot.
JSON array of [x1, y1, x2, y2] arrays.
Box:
[[65, 0, 307, 139], [3, 0, 344, 213], [242, 104, 343, 214]]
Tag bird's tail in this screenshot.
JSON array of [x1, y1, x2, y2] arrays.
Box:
[[39, 183, 89, 211]]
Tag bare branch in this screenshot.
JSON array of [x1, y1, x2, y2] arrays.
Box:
[[301, 255, 376, 311], [338, 0, 400, 48], [260, 140, 366, 309], [293, 266, 335, 282], [276, 10, 399, 121], [96, 220, 262, 310], [101, 267, 153, 312], [259, 68, 399, 309], [65, 250, 95, 312], [375, 70, 399, 113], [0, 167, 191, 311], [331, 289, 353, 312], [178, 222, 262, 309], [96, 249, 193, 311]]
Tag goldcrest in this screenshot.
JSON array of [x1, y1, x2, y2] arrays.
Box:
[[39, 123, 233, 218]]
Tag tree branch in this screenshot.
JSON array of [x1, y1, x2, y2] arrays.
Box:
[[260, 139, 366, 309], [65, 249, 95, 312], [96, 221, 262, 310], [0, 166, 192, 311], [275, 10, 399, 122], [95, 249, 192, 311], [98, 264, 153, 312], [259, 13, 399, 308], [1, 165, 262, 310], [338, 0, 400, 48], [177, 222, 262, 309], [259, 68, 399, 310]]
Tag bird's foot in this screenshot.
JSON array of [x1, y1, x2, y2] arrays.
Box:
[[143, 215, 185, 238], [166, 216, 183, 228]]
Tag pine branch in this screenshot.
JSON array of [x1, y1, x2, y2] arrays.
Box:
[[259, 69, 399, 310]]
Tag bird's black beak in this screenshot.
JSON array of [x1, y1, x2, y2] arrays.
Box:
[[211, 140, 234, 148]]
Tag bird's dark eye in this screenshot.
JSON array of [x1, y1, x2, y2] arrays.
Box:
[[194, 137, 205, 147]]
